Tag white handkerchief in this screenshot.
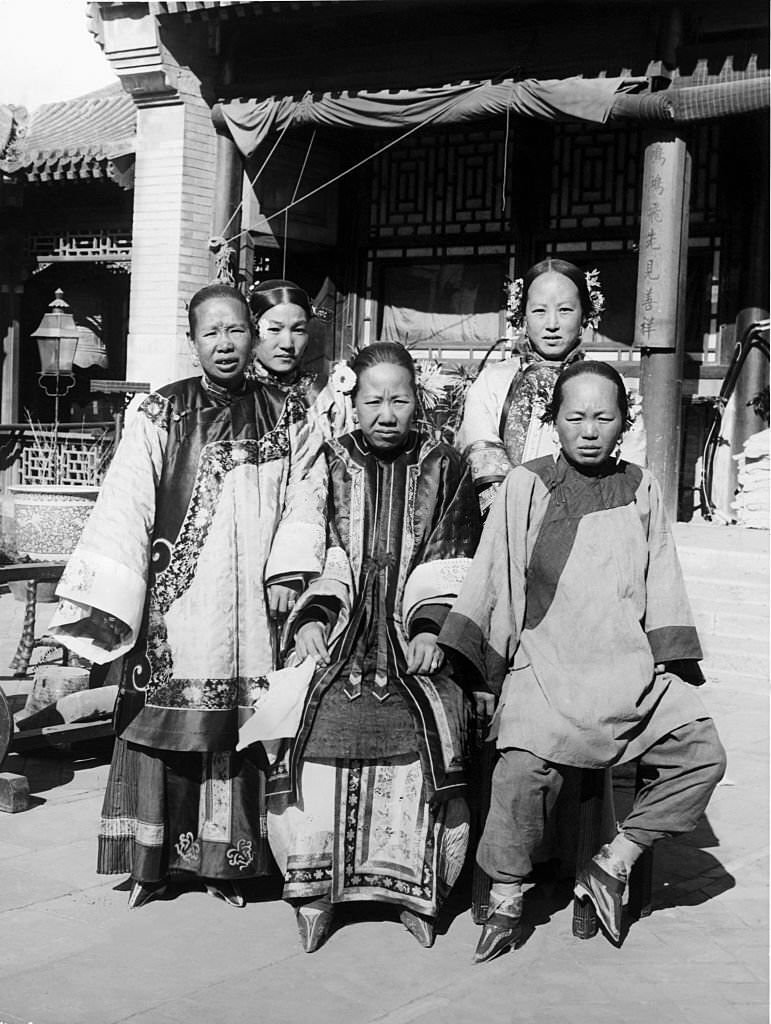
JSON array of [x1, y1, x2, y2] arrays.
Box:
[[236, 656, 316, 749]]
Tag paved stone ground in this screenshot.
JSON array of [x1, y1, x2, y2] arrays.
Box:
[[0, 530, 767, 1024]]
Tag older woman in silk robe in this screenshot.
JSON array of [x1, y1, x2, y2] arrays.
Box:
[[49, 284, 326, 909], [266, 342, 482, 953]]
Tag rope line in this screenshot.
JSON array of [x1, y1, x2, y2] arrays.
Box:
[[220, 108, 296, 239], [221, 59, 529, 247], [283, 128, 317, 277], [224, 103, 450, 245]]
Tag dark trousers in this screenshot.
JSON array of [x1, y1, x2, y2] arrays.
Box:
[[477, 717, 726, 884]]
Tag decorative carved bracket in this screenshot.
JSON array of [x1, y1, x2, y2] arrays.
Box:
[[88, 2, 182, 107]]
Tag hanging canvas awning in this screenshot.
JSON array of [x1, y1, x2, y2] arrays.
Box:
[[219, 76, 644, 158], [219, 70, 770, 159]]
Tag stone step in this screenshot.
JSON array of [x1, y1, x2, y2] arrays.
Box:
[[699, 624, 768, 651], [689, 610, 766, 640], [692, 610, 768, 639], [683, 577, 767, 609], [678, 554, 768, 586], [700, 668, 770, 695], [700, 647, 769, 681], [673, 522, 770, 555]]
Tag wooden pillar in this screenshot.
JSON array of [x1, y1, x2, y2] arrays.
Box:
[[634, 133, 691, 521], [0, 284, 21, 425], [210, 106, 243, 282]]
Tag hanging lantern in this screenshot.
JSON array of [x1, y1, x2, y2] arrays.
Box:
[[31, 288, 79, 375]]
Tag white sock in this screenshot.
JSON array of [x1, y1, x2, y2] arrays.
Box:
[[490, 882, 522, 914], [607, 833, 645, 874]]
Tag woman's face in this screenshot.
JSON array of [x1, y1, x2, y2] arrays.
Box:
[[525, 271, 584, 360], [555, 374, 623, 469], [190, 296, 254, 388], [254, 302, 310, 376], [354, 363, 416, 452]]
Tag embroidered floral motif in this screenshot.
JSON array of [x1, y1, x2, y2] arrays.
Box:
[[502, 363, 562, 467], [175, 831, 200, 863], [151, 397, 300, 616], [226, 838, 254, 870], [340, 763, 433, 903], [239, 674, 270, 708], [59, 556, 96, 594], [138, 392, 171, 429]]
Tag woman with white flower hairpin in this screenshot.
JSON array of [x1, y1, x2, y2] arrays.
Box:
[[457, 258, 645, 519], [265, 341, 482, 954]]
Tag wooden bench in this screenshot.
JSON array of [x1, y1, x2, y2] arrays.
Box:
[[0, 563, 114, 773]]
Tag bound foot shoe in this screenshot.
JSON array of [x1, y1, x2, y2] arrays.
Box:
[[127, 880, 167, 909], [400, 909, 435, 948], [472, 895, 523, 964], [205, 880, 245, 908], [574, 844, 627, 944], [295, 896, 334, 953]]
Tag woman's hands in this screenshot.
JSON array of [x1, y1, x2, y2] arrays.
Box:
[[295, 621, 331, 666], [406, 632, 445, 675], [267, 582, 301, 619], [295, 627, 447, 674], [90, 609, 130, 649], [472, 691, 496, 719]]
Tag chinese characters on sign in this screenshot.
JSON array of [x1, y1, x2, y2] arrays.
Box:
[[634, 138, 691, 349]]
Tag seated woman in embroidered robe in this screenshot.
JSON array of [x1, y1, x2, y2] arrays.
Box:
[[247, 278, 353, 439], [48, 283, 326, 910], [457, 258, 645, 519], [440, 361, 726, 963], [266, 341, 482, 953]]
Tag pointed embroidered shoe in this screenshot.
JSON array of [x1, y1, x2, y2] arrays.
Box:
[[400, 909, 436, 948], [574, 844, 627, 944], [472, 894, 523, 965], [472, 912, 522, 964], [296, 896, 335, 953], [205, 880, 245, 908], [127, 880, 167, 909]]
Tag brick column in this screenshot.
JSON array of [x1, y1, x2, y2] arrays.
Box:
[[127, 87, 218, 386], [95, 5, 222, 388]]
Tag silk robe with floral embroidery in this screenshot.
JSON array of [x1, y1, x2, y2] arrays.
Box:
[[269, 430, 482, 805], [50, 376, 326, 754]]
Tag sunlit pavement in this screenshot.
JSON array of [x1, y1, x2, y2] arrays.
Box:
[[0, 524, 767, 1024]]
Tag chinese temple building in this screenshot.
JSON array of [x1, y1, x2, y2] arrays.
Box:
[[7, 1, 771, 520]]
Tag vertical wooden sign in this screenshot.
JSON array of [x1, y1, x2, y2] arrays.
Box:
[[634, 136, 691, 350]]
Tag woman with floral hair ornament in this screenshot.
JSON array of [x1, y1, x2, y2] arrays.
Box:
[[457, 258, 645, 518], [248, 278, 354, 439], [264, 341, 482, 953]]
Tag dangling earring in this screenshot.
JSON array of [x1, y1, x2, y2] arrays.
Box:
[[191, 353, 200, 367], [614, 436, 623, 463]]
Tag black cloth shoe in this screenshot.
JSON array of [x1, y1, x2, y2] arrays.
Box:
[[400, 909, 436, 948], [574, 844, 627, 944], [295, 896, 335, 953], [205, 880, 245, 908], [472, 894, 523, 964]]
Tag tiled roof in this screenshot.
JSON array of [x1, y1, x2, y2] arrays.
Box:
[[149, 1, 247, 12], [10, 84, 136, 184]]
